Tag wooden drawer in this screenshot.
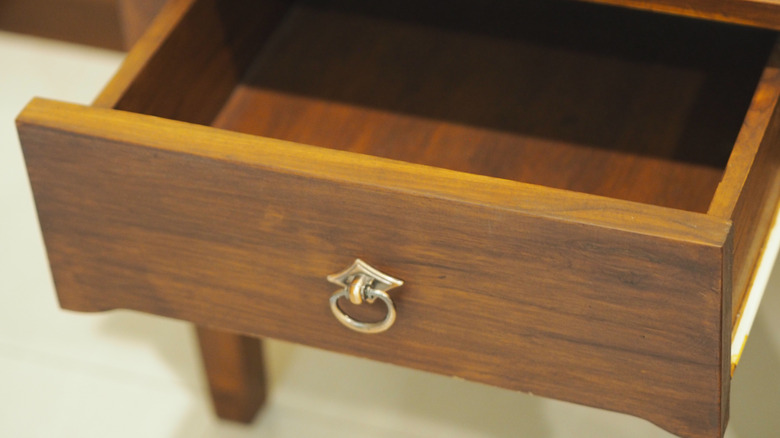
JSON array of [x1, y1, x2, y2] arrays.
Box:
[[16, 0, 780, 437]]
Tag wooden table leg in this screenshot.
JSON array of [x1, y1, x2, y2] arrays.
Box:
[[195, 326, 266, 423]]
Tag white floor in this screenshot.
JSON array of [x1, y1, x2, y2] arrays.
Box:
[[1, 30, 779, 438]]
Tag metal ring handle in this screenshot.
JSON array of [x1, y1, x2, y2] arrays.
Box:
[[326, 259, 403, 334], [329, 287, 397, 334]]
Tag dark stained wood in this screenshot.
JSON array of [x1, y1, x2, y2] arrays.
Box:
[[0, 0, 124, 49], [17, 1, 780, 437], [95, 0, 291, 124], [217, 88, 724, 212], [196, 327, 266, 423], [576, 0, 780, 31], [234, 0, 769, 170], [0, 0, 166, 50], [18, 98, 734, 245], [718, 234, 733, 437], [709, 44, 780, 324], [108, 0, 773, 212], [93, 0, 193, 108], [18, 99, 732, 438]]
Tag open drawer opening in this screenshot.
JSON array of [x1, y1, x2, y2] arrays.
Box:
[[108, 0, 776, 214]]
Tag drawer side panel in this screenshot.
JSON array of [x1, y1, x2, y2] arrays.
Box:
[[95, 0, 292, 124], [709, 45, 780, 326]]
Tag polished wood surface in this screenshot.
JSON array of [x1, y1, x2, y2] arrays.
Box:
[[95, 2, 276, 421], [96, 0, 291, 124], [18, 99, 732, 438], [214, 0, 771, 213], [93, 0, 194, 108], [16, 1, 780, 437], [18, 98, 734, 245], [196, 327, 266, 423]]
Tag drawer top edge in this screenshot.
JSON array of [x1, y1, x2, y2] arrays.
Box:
[[17, 97, 732, 248]]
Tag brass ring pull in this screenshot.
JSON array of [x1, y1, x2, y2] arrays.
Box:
[[327, 259, 404, 334]]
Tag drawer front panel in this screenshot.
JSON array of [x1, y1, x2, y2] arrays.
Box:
[[19, 100, 730, 438]]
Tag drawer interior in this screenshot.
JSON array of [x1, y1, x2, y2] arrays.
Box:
[[108, 0, 776, 213]]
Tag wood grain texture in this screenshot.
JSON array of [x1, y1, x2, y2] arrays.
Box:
[[19, 99, 732, 438], [709, 43, 780, 325], [94, 0, 291, 124], [20, 1, 780, 437], [212, 0, 770, 213], [99, 0, 772, 213], [19, 98, 733, 245], [577, 0, 780, 30], [196, 327, 266, 423]]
